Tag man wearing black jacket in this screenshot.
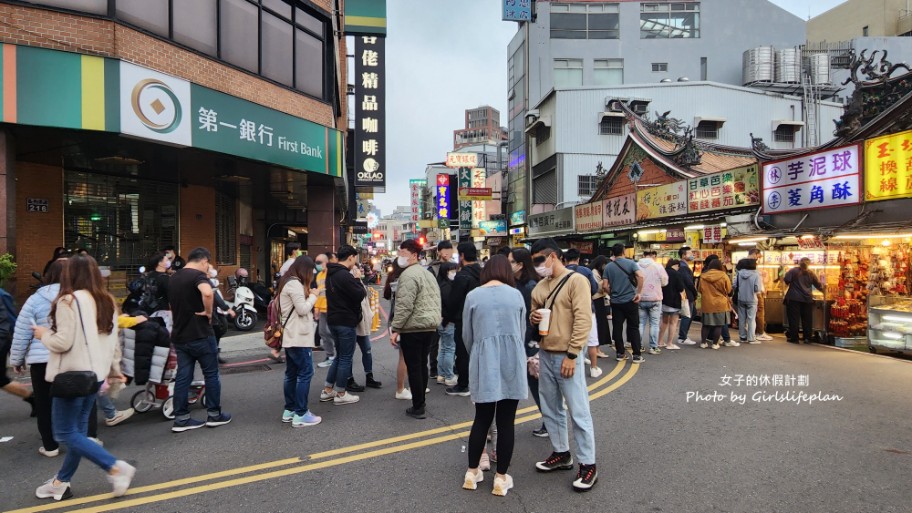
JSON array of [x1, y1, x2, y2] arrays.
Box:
[[676, 246, 699, 346], [320, 245, 366, 406], [445, 242, 481, 397]]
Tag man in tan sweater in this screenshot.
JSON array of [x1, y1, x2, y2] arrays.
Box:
[[529, 238, 598, 492]]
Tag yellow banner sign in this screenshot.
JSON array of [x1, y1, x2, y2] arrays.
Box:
[[865, 129, 912, 201]]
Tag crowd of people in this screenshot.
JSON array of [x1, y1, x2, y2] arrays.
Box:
[[0, 238, 827, 502]]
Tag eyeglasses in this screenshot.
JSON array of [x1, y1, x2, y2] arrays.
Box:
[[532, 255, 547, 265]]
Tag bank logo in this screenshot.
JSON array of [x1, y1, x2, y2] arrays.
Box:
[[130, 79, 182, 134], [120, 62, 192, 146]]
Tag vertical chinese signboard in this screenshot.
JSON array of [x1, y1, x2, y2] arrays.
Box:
[[864, 130, 912, 201], [636, 181, 687, 220], [688, 165, 760, 214], [458, 167, 473, 230], [762, 144, 861, 214], [354, 36, 386, 188], [409, 179, 423, 223], [436, 174, 451, 228], [472, 168, 486, 230], [502, 0, 533, 21]]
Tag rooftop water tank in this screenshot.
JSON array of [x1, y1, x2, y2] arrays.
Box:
[[743, 46, 774, 85]]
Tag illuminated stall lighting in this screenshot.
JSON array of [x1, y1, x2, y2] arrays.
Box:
[[882, 315, 912, 324], [882, 332, 904, 340], [683, 225, 705, 231], [831, 233, 912, 240]]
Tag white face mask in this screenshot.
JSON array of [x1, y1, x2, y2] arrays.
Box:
[[397, 256, 409, 268], [209, 268, 218, 278], [535, 265, 553, 278], [447, 271, 457, 281], [164, 259, 172, 270]]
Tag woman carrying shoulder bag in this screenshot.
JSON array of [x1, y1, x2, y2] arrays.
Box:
[[32, 255, 135, 502], [277, 256, 322, 427]]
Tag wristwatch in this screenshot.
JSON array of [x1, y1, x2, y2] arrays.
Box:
[[565, 352, 578, 360]]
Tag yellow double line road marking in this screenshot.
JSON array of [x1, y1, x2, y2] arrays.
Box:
[[5, 361, 638, 513]]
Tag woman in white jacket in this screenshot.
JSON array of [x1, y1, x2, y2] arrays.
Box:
[[276, 256, 321, 428], [31, 255, 135, 501]]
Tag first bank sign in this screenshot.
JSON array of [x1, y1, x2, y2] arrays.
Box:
[[120, 62, 339, 177]]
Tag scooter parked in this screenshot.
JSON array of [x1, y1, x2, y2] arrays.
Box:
[[225, 269, 258, 331]]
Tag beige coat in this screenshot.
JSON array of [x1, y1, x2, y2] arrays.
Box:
[[278, 279, 318, 348], [531, 268, 593, 357], [42, 290, 121, 383]]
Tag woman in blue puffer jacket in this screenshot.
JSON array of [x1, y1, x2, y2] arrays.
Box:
[[11, 260, 65, 457]]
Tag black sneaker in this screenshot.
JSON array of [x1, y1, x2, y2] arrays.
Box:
[[206, 412, 232, 428], [615, 352, 627, 362], [535, 451, 573, 472], [171, 418, 206, 433], [365, 373, 383, 389], [445, 385, 471, 397], [532, 425, 549, 438], [631, 355, 645, 364], [346, 378, 366, 393], [572, 463, 598, 492], [405, 406, 426, 419]]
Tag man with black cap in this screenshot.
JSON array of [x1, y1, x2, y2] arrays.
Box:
[[445, 242, 481, 397]]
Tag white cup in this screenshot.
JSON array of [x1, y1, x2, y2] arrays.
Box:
[[537, 308, 552, 336]]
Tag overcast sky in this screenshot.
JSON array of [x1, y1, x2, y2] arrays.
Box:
[[373, 0, 848, 215]]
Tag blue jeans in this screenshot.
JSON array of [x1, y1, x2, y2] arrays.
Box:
[[679, 299, 696, 340], [174, 336, 222, 421], [97, 393, 117, 419], [284, 347, 314, 416], [436, 323, 456, 380], [356, 335, 373, 374], [326, 325, 357, 392], [638, 301, 662, 349], [738, 302, 758, 343], [52, 392, 117, 482], [537, 351, 596, 465]]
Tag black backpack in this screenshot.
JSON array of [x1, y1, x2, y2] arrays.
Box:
[[138, 273, 163, 313]]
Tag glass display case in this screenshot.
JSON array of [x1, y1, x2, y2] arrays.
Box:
[[868, 295, 912, 355]]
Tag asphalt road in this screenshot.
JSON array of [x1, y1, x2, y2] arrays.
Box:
[[2, 294, 911, 513]]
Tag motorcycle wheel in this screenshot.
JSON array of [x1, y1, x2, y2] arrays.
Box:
[[234, 309, 257, 331]]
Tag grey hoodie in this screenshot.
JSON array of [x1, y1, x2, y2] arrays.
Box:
[[735, 269, 761, 304]]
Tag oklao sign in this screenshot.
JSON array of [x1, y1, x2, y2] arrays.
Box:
[[354, 36, 387, 188]]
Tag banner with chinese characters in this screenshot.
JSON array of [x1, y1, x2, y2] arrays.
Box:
[[472, 168, 486, 229], [354, 36, 386, 188], [458, 167, 473, 230], [602, 193, 636, 228], [528, 207, 575, 237], [436, 174, 451, 223], [762, 144, 861, 214], [502, 0, 533, 21], [864, 130, 912, 201], [702, 226, 727, 244], [409, 179, 424, 223], [637, 181, 687, 220], [689, 165, 760, 214], [574, 202, 604, 233], [446, 152, 478, 168]]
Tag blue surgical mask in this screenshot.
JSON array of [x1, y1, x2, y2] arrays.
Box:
[[316, 264, 324, 272]]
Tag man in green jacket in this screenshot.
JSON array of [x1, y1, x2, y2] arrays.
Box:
[[390, 239, 442, 419]]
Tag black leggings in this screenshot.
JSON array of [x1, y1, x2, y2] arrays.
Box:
[[468, 399, 518, 475], [701, 324, 722, 344], [29, 363, 58, 451]]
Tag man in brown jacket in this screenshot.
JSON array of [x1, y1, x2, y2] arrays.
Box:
[[529, 238, 598, 492]]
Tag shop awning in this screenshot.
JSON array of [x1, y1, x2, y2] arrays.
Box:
[[771, 120, 805, 131], [694, 116, 727, 126]]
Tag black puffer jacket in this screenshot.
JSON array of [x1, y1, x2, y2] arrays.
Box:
[[326, 263, 367, 327], [447, 263, 481, 324], [129, 318, 171, 385]]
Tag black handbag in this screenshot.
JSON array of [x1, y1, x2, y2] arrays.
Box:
[[50, 297, 101, 398]]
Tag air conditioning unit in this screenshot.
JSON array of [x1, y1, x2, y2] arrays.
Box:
[[632, 103, 649, 115]]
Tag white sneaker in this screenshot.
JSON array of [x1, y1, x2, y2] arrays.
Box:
[[584, 357, 591, 365], [757, 333, 773, 341], [317, 357, 335, 368], [479, 451, 491, 471], [748, 339, 762, 344], [462, 469, 484, 490], [107, 460, 136, 498], [700, 342, 709, 349], [665, 343, 681, 350], [724, 341, 741, 347], [445, 376, 458, 386], [395, 388, 413, 400], [589, 367, 603, 378], [105, 408, 135, 427], [492, 474, 513, 496], [36, 478, 72, 501], [711, 343, 720, 350], [436, 376, 446, 384], [39, 447, 59, 458], [680, 338, 698, 346], [319, 389, 335, 402], [333, 392, 360, 405]]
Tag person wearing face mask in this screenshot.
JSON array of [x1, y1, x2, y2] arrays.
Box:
[[389, 239, 442, 419], [435, 262, 459, 386], [313, 253, 338, 368], [138, 252, 171, 316], [508, 247, 546, 437], [528, 238, 598, 492], [676, 246, 699, 346], [162, 246, 185, 273], [445, 242, 483, 397], [319, 245, 366, 406], [207, 265, 236, 364]]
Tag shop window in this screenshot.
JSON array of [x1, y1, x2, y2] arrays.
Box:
[[116, 0, 169, 36], [593, 59, 624, 86], [216, 189, 238, 266], [774, 125, 796, 144], [262, 11, 294, 86], [578, 175, 599, 196], [263, 0, 292, 19], [652, 62, 668, 72], [641, 2, 700, 39], [220, 0, 259, 73], [295, 29, 324, 98], [599, 116, 623, 135], [63, 172, 178, 271], [173, 0, 218, 56], [554, 58, 584, 88]]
